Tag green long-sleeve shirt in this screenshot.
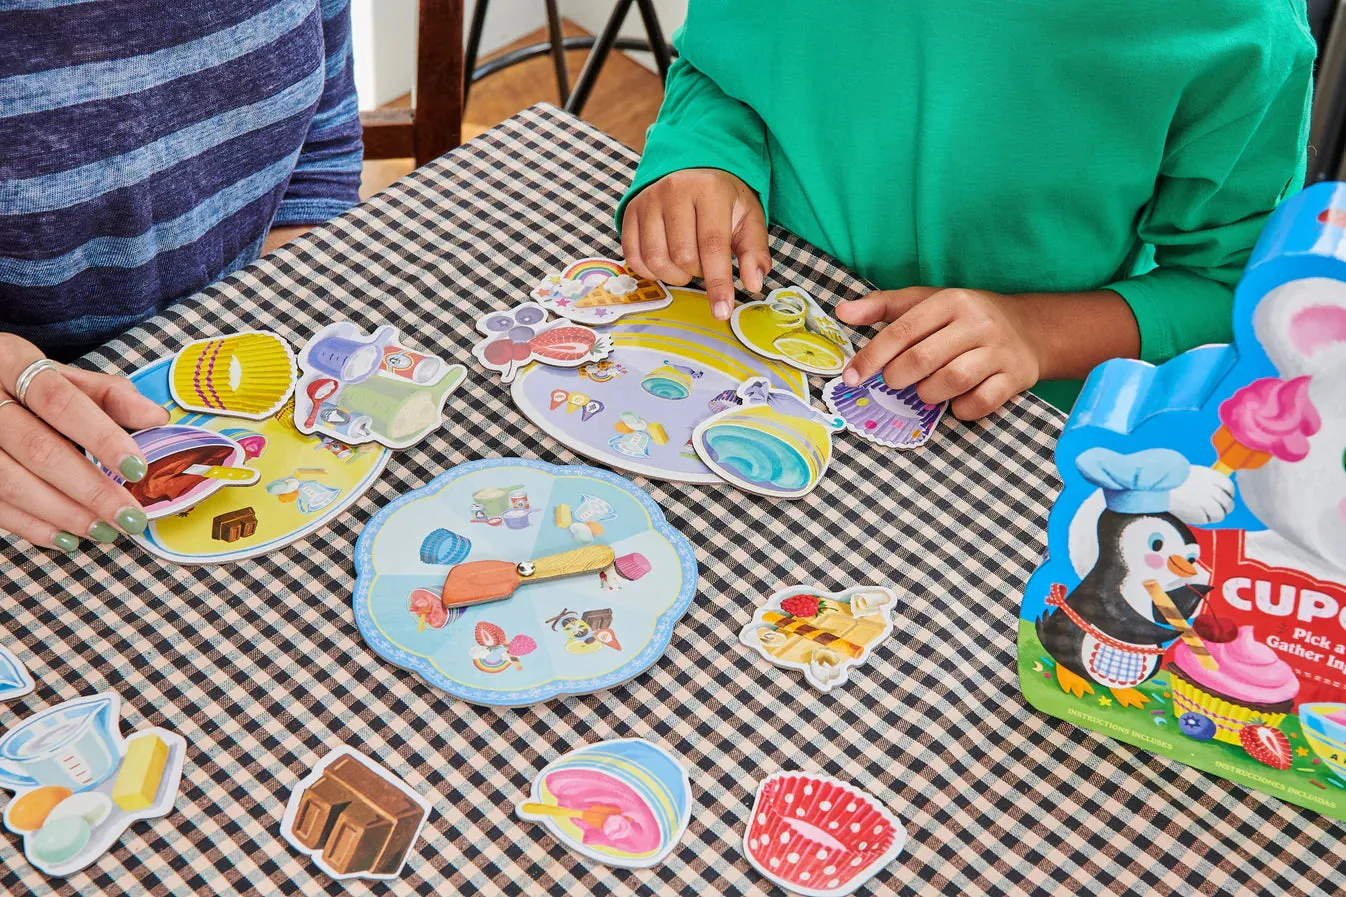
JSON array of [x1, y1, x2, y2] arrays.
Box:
[[619, 1, 1316, 409]]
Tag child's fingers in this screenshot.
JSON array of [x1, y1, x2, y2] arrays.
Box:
[[694, 194, 738, 318], [879, 326, 978, 391], [621, 208, 653, 281], [731, 201, 771, 294], [665, 199, 703, 279], [637, 208, 691, 285], [911, 346, 996, 405], [949, 372, 1017, 421], [834, 288, 938, 327], [842, 293, 953, 385]]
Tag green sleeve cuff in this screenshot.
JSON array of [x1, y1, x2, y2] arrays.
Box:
[[1104, 267, 1236, 364], [615, 57, 771, 234]]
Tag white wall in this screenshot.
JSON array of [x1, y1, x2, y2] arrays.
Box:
[[350, 0, 687, 109], [565, 0, 686, 73], [351, 0, 548, 110]]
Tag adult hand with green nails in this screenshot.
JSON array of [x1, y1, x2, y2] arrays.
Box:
[[0, 333, 168, 552]]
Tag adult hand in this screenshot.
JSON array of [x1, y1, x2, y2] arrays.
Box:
[[0, 334, 168, 552], [836, 288, 1043, 421], [621, 168, 771, 320]]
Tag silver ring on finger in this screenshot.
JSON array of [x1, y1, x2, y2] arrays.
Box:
[[14, 359, 60, 408], [0, 399, 17, 413]]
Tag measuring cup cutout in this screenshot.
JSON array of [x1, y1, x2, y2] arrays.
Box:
[[0, 692, 186, 878]]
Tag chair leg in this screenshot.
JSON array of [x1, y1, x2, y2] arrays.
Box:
[[463, 0, 490, 105], [544, 0, 570, 104], [564, 0, 634, 115], [632, 0, 671, 80]]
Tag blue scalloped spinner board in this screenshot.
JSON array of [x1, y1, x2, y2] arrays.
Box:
[[1019, 183, 1346, 818], [354, 458, 698, 706]]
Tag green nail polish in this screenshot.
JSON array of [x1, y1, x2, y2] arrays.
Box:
[[87, 521, 119, 543], [118, 455, 148, 483], [115, 506, 148, 535], [52, 531, 79, 553]]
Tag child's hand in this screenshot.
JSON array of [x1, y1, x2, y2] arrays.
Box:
[[621, 168, 771, 320], [835, 288, 1043, 421]]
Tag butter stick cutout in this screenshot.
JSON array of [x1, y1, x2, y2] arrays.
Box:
[[1142, 579, 1219, 671], [112, 733, 169, 811]]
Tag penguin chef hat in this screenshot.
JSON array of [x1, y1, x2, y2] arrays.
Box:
[[1075, 447, 1190, 514]]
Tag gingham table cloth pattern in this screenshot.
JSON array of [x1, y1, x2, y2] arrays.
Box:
[[2, 104, 1342, 897]]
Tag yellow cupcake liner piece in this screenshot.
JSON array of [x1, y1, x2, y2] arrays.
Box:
[[1170, 674, 1287, 745], [170, 331, 297, 420]]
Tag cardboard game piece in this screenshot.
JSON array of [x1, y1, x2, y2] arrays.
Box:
[[822, 374, 946, 450], [731, 287, 855, 376], [0, 646, 34, 702], [281, 746, 430, 882], [122, 358, 389, 565], [0, 693, 186, 877], [295, 322, 467, 450], [352, 458, 698, 706], [511, 286, 810, 483], [168, 330, 297, 420], [96, 425, 261, 519], [533, 258, 671, 325], [743, 771, 906, 897], [691, 377, 844, 500], [739, 586, 898, 691], [1018, 182, 1346, 820], [471, 303, 613, 384], [517, 738, 691, 869]]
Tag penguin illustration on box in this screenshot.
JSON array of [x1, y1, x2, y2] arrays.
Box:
[[1037, 448, 1215, 708]]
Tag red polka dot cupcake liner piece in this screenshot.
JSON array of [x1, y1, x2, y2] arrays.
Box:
[[742, 771, 906, 897]]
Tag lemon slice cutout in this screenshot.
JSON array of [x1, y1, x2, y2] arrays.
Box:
[[772, 333, 846, 372]]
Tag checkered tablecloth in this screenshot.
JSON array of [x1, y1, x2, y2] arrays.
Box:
[[3, 104, 1342, 897]]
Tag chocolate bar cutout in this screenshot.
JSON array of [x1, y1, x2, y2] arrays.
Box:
[[323, 802, 393, 875], [291, 777, 352, 850], [322, 755, 424, 875]]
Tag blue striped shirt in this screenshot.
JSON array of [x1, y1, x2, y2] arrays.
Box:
[[0, 0, 363, 358]]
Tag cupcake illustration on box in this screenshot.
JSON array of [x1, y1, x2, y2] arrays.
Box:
[[743, 772, 906, 897], [1019, 181, 1346, 820]]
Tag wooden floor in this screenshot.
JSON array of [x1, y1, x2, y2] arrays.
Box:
[[360, 20, 666, 200]]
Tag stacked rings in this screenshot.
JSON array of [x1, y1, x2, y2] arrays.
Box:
[[14, 359, 60, 408]]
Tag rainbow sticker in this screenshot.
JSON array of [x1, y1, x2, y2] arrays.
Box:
[[533, 257, 672, 326]]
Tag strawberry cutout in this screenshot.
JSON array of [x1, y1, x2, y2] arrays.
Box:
[[1240, 724, 1292, 770], [779, 594, 826, 619]]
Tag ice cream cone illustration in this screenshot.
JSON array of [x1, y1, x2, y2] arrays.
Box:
[[170, 331, 297, 420], [1211, 376, 1320, 475]]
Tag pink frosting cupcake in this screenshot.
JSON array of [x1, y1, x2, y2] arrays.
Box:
[[1169, 625, 1299, 744]]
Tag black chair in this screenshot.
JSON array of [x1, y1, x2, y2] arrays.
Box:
[[464, 0, 675, 116], [1308, 0, 1346, 181]]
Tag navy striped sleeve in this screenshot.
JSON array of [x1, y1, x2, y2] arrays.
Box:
[[273, 0, 363, 226], [0, 1, 356, 357]]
